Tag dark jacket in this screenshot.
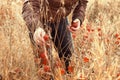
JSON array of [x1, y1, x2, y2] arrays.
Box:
[[22, 0, 88, 34]]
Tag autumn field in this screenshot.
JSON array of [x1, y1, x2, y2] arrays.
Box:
[[0, 0, 120, 80]]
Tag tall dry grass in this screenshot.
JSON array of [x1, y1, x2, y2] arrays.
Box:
[[0, 0, 120, 80]]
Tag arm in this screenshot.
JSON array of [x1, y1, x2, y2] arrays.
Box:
[[22, 0, 47, 45], [22, 0, 41, 34], [68, 0, 88, 33], [72, 0, 88, 25]]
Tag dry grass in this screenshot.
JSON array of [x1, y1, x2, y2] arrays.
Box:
[[0, 0, 120, 80]]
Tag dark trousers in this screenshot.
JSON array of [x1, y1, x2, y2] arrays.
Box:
[[50, 18, 74, 71]]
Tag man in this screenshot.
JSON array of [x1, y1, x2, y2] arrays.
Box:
[[22, 0, 88, 73]]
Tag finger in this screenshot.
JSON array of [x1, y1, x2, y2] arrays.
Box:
[[70, 25, 80, 31], [37, 38, 45, 45], [34, 32, 45, 45], [68, 26, 76, 33], [40, 31, 45, 37], [36, 39, 41, 45], [39, 35, 46, 42]]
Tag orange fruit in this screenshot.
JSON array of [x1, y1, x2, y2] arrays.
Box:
[[115, 33, 119, 38], [68, 66, 74, 73], [44, 65, 50, 72], [41, 58, 48, 65], [97, 28, 101, 32], [39, 52, 46, 59], [44, 34, 49, 41], [61, 69, 65, 75], [83, 57, 89, 63]]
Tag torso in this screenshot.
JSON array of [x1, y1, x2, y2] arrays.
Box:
[[48, 0, 78, 9], [48, 0, 78, 18]]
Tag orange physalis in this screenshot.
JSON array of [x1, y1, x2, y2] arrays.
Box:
[[68, 66, 74, 73], [87, 28, 91, 32], [89, 38, 93, 42], [83, 57, 89, 63], [80, 74, 86, 80], [39, 52, 46, 59], [44, 34, 49, 41], [81, 51, 85, 54], [44, 65, 50, 72], [106, 38, 109, 43], [14, 68, 21, 73], [86, 24, 91, 33], [98, 33, 102, 37], [55, 62, 62, 67], [115, 41, 119, 45], [61, 69, 65, 75], [41, 58, 48, 65], [117, 37, 120, 40], [117, 73, 120, 77], [115, 33, 119, 38], [97, 28, 101, 32], [91, 29, 95, 32], [84, 35, 88, 39]]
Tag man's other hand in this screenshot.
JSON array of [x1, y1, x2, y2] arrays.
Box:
[[68, 19, 80, 33], [33, 27, 46, 45]]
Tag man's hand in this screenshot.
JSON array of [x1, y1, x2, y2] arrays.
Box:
[[33, 27, 46, 45], [68, 19, 81, 33]]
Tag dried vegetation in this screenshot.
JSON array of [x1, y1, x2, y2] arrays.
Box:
[[0, 0, 120, 80]]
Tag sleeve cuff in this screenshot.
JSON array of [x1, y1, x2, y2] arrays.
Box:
[[72, 16, 83, 25]]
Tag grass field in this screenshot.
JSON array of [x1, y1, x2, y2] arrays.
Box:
[[0, 0, 120, 80]]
